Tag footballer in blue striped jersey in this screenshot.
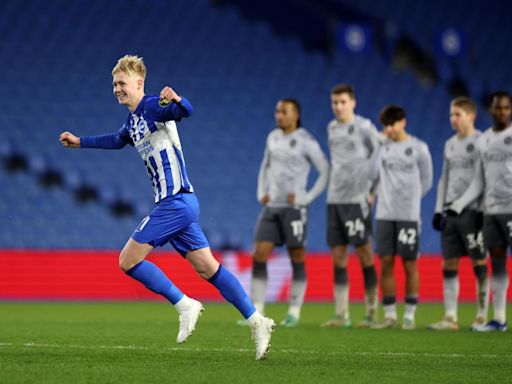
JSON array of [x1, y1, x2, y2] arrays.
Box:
[[60, 55, 275, 360]]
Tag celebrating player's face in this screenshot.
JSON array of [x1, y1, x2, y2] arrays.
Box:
[[491, 96, 512, 130], [331, 93, 356, 122], [113, 71, 143, 108], [275, 101, 299, 130], [450, 106, 473, 133]]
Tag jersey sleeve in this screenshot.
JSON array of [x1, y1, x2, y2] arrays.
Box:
[[80, 125, 133, 149], [418, 142, 433, 197], [302, 135, 329, 205], [450, 152, 484, 214], [257, 143, 270, 202], [434, 142, 448, 213], [147, 95, 194, 123]]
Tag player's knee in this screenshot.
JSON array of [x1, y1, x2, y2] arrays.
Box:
[[253, 249, 270, 262], [119, 250, 139, 273], [119, 251, 130, 273], [380, 257, 394, 275]]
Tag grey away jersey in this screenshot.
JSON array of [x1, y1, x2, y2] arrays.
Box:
[[451, 125, 512, 215], [375, 136, 433, 221], [434, 131, 482, 213], [258, 128, 329, 208], [327, 115, 382, 204]]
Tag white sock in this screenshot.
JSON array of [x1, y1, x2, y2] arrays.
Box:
[[334, 284, 350, 319], [383, 304, 397, 320], [365, 289, 378, 317], [444, 276, 459, 321], [404, 304, 417, 322], [251, 277, 267, 316], [174, 295, 192, 312], [288, 279, 307, 319], [476, 276, 489, 320], [246, 310, 264, 328], [492, 275, 509, 323]]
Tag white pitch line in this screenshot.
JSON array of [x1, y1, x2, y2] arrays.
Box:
[[0, 341, 510, 359]]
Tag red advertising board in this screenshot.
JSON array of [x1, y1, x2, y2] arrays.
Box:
[[0, 249, 510, 301]]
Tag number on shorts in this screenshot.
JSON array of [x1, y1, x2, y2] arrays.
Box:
[[291, 220, 304, 239], [345, 218, 365, 237], [466, 232, 484, 250], [507, 221, 512, 238], [398, 228, 416, 245]]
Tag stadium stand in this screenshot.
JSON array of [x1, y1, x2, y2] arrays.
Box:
[[0, 0, 510, 252]]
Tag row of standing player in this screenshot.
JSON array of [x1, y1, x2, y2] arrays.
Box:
[[247, 84, 512, 332]]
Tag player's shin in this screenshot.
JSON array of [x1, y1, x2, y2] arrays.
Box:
[[285, 262, 307, 325], [362, 265, 378, 319], [473, 265, 489, 320], [490, 257, 509, 323], [208, 264, 257, 319], [334, 267, 350, 320], [443, 269, 459, 321], [251, 261, 268, 315], [126, 260, 184, 304]]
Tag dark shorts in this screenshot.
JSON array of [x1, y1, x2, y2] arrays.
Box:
[[254, 206, 307, 248], [442, 209, 485, 260], [131, 192, 209, 257], [327, 203, 372, 247], [376, 220, 419, 260], [483, 214, 512, 249]]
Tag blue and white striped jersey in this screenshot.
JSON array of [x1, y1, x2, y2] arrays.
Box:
[[81, 94, 194, 203], [123, 95, 193, 203]]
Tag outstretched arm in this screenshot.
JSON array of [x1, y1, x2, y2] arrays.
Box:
[[59, 126, 132, 149]]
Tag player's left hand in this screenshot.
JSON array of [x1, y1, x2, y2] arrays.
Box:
[[287, 193, 296, 205], [159, 86, 181, 104]]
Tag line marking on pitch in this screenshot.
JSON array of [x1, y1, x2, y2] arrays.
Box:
[[0, 342, 510, 359]]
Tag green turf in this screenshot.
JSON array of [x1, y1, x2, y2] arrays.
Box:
[[1, 302, 511, 383]]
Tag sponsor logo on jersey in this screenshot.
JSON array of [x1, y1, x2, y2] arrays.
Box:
[[382, 158, 415, 172], [159, 98, 171, 107]]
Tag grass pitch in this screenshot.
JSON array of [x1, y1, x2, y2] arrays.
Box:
[[1, 302, 511, 383]]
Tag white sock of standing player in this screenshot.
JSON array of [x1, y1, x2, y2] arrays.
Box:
[[443, 269, 459, 321], [288, 262, 307, 319], [491, 274, 509, 324]]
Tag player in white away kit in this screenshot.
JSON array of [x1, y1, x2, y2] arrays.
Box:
[[448, 91, 512, 332], [372, 105, 433, 330], [59, 55, 275, 360], [429, 97, 489, 331], [322, 84, 382, 328], [249, 98, 329, 327]]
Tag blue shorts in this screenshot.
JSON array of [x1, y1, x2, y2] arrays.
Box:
[[131, 192, 209, 257]]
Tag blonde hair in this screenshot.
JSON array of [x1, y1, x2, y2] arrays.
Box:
[[451, 96, 477, 116], [112, 55, 147, 80]]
